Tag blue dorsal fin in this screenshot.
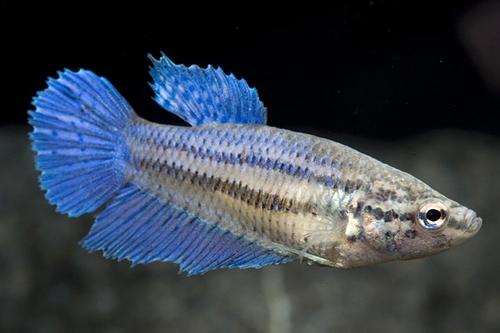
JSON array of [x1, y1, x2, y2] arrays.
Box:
[[148, 53, 267, 126], [80, 183, 291, 275]]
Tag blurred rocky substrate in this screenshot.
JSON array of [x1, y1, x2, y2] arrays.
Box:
[[1, 126, 499, 333]]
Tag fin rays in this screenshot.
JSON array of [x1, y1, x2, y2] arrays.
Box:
[[29, 69, 134, 217], [30, 54, 293, 275], [80, 184, 290, 275], [149, 54, 267, 126]]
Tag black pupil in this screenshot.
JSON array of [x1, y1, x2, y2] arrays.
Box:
[[426, 209, 441, 222]]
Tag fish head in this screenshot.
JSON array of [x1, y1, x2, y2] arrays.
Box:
[[392, 195, 481, 260], [339, 168, 482, 266]]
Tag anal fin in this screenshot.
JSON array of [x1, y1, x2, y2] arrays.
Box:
[[80, 184, 291, 275]]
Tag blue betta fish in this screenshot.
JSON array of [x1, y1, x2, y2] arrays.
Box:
[[29, 54, 481, 275]]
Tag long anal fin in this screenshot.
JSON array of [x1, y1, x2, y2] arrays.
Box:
[[80, 184, 291, 275], [148, 53, 267, 126]]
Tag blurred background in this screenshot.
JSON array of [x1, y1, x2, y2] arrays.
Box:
[[1, 1, 500, 332]]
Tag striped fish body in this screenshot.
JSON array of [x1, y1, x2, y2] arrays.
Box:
[[126, 118, 386, 267], [29, 54, 481, 275]]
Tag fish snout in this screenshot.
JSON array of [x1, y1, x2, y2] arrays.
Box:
[[464, 209, 482, 235]]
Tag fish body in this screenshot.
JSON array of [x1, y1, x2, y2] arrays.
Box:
[[29, 54, 481, 275]]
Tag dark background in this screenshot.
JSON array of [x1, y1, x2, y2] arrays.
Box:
[[2, 1, 500, 333], [2, 1, 500, 139]]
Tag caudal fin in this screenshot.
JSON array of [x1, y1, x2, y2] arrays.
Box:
[[29, 69, 134, 217]]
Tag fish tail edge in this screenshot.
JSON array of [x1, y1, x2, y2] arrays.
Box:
[[29, 69, 135, 217]]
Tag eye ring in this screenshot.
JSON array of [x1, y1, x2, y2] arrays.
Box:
[[417, 201, 448, 231]]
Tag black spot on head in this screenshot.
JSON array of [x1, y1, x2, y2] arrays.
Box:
[[399, 212, 414, 222], [384, 210, 398, 222], [375, 189, 398, 201], [405, 229, 417, 239], [372, 208, 384, 220], [384, 231, 393, 239], [344, 180, 360, 194]]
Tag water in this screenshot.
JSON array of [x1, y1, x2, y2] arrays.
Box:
[[1, 2, 499, 332]]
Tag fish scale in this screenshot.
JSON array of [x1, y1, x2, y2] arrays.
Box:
[[28, 53, 481, 275], [125, 118, 343, 258]]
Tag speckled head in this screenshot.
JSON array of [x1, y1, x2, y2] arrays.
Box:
[[337, 165, 482, 267]]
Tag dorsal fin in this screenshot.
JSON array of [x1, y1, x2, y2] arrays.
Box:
[[148, 53, 267, 126]]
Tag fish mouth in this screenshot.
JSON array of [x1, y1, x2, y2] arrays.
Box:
[[466, 216, 482, 234], [464, 209, 482, 235]]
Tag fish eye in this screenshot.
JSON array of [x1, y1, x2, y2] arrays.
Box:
[[417, 202, 448, 231], [426, 209, 441, 222]]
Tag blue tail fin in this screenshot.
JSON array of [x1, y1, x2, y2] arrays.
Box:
[[29, 69, 135, 217]]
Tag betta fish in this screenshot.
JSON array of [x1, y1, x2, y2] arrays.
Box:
[[28, 53, 482, 275]]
